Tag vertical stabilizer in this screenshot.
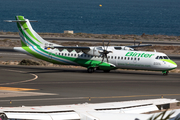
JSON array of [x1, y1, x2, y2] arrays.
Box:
[[15, 16, 59, 47]]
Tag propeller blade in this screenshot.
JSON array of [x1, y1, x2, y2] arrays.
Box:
[[105, 54, 109, 63], [101, 55, 105, 63], [103, 40, 105, 50], [106, 41, 111, 50], [101, 40, 111, 63]]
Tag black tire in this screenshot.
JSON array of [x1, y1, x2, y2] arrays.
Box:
[[87, 68, 94, 73]]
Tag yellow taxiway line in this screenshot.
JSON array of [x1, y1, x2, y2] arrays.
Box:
[[0, 87, 38, 91]]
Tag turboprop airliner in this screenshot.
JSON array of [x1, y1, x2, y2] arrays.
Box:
[[5, 16, 177, 75]]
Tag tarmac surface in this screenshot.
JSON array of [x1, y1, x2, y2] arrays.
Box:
[[0, 40, 179, 107], [0, 64, 180, 107]]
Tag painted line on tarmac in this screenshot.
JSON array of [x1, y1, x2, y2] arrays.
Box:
[[90, 94, 180, 99], [0, 53, 25, 55], [0, 87, 38, 91], [0, 94, 179, 102], [0, 69, 38, 85]]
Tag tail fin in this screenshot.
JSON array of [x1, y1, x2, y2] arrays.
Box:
[[7, 16, 59, 47]]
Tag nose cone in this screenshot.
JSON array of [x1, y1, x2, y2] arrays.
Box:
[[171, 62, 177, 69], [169, 60, 177, 69], [163, 59, 177, 69]]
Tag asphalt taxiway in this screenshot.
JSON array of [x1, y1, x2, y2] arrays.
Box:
[[0, 65, 180, 107]]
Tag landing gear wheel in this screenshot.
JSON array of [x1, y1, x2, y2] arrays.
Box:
[[103, 70, 110, 73], [87, 67, 94, 73], [162, 71, 169, 75]]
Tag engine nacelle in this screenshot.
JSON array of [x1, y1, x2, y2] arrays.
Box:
[[121, 46, 134, 51], [83, 47, 112, 57]]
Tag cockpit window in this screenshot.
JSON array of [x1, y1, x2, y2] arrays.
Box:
[[163, 56, 169, 59], [159, 56, 163, 59], [156, 56, 169, 59], [155, 56, 159, 59]]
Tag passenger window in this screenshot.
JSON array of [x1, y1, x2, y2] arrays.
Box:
[[68, 54, 70, 56], [131, 57, 133, 60], [74, 54, 76, 57], [71, 54, 73, 56], [111, 56, 113, 59], [138, 58, 140, 61], [115, 56, 116, 59], [118, 57, 120, 59], [108, 56, 110, 58], [124, 57, 126, 60], [121, 57, 123, 60], [128, 57, 130, 60], [65, 53, 67, 56], [62, 53, 64, 56]]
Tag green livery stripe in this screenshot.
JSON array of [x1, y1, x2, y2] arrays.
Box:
[[22, 46, 66, 64], [160, 59, 177, 65], [16, 16, 42, 44], [16, 16, 80, 65], [17, 23, 40, 47], [21, 40, 28, 47], [18, 28, 78, 64]]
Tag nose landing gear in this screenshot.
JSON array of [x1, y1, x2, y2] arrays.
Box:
[[162, 71, 169, 75]]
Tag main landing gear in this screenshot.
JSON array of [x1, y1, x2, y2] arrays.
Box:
[[87, 67, 111, 73], [87, 67, 95, 73], [162, 71, 169, 75]]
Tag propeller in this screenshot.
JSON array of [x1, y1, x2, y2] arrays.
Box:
[[101, 40, 111, 63]]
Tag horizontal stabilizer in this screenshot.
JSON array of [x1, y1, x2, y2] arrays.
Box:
[[4, 20, 37, 22]]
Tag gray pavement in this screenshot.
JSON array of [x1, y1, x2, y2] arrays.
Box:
[[0, 65, 180, 107]]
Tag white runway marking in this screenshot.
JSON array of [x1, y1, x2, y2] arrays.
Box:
[[0, 94, 180, 102], [0, 69, 38, 85], [0, 53, 25, 55]]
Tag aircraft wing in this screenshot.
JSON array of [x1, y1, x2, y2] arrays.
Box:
[[126, 44, 152, 48], [52, 44, 152, 51], [53, 46, 90, 50], [51, 46, 90, 53]]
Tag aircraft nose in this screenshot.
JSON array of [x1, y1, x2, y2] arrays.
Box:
[[169, 60, 177, 69], [172, 63, 177, 69]]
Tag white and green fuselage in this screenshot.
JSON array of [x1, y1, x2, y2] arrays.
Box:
[[13, 16, 177, 73]]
